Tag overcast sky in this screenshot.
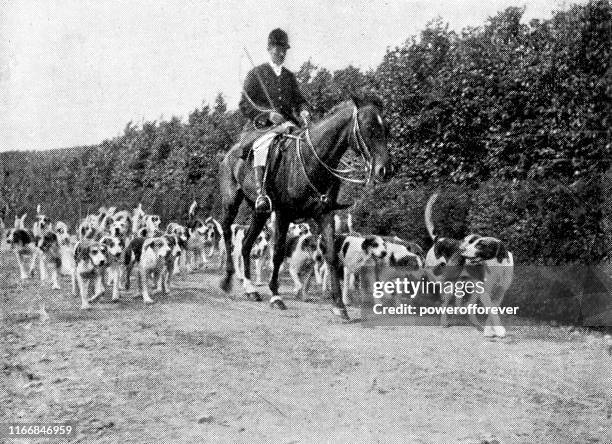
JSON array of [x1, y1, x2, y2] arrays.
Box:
[[0, 0, 579, 152]]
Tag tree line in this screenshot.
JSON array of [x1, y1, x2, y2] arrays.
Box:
[[1, 0, 610, 268]]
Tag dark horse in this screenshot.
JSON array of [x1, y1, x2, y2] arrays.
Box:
[[218, 94, 390, 320]]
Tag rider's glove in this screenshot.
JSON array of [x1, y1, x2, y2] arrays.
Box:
[[300, 110, 311, 127], [269, 111, 285, 125]]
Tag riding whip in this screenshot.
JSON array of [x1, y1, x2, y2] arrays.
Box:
[[243, 47, 278, 115]]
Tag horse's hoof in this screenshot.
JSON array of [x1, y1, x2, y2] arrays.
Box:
[[270, 299, 287, 310], [246, 292, 262, 302], [219, 274, 233, 293], [331, 307, 350, 321]]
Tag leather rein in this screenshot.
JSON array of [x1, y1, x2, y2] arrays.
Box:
[[292, 106, 375, 203]]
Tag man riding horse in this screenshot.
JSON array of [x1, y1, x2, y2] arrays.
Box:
[[238, 28, 312, 214], [220, 28, 391, 319]]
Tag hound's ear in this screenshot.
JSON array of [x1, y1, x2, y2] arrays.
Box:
[[361, 237, 376, 253], [341, 240, 350, 258], [442, 252, 466, 280], [496, 242, 509, 263], [76, 244, 89, 263], [45, 232, 58, 245]]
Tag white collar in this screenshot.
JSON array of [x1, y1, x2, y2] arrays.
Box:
[[268, 61, 283, 76]]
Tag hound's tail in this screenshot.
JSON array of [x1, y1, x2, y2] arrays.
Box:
[[424, 193, 439, 241], [189, 200, 198, 219]]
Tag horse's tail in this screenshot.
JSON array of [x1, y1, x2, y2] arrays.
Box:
[[424, 193, 439, 241]]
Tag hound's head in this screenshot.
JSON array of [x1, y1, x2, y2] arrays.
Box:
[[251, 229, 271, 259], [55, 221, 69, 236], [288, 222, 311, 238], [75, 241, 107, 267], [100, 235, 124, 259], [113, 211, 130, 223], [361, 235, 387, 259], [460, 236, 509, 263], [143, 237, 171, 259], [164, 235, 182, 258], [37, 232, 59, 252], [174, 224, 189, 244], [188, 218, 207, 236], [145, 215, 161, 232], [203, 221, 219, 243], [33, 213, 52, 237], [79, 223, 97, 240], [110, 220, 129, 237]]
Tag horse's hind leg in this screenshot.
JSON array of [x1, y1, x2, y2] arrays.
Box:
[[241, 214, 268, 301], [320, 212, 349, 321], [219, 191, 243, 292]]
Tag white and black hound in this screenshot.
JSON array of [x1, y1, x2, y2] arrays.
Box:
[[6, 214, 37, 280], [424, 193, 514, 337], [72, 240, 108, 310], [283, 233, 319, 299], [124, 235, 174, 304], [317, 234, 387, 306], [231, 224, 271, 285]]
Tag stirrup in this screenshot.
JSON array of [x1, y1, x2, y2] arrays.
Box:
[[255, 194, 272, 213]]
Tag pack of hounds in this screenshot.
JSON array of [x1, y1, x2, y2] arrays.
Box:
[[2, 194, 514, 338]]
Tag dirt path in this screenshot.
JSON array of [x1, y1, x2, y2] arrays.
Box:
[[1, 252, 611, 443]]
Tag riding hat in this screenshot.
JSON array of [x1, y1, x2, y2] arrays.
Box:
[[268, 28, 290, 49]]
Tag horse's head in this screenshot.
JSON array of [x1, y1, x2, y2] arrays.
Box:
[[350, 94, 391, 182]]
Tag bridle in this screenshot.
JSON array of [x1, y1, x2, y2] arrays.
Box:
[[293, 105, 377, 203]]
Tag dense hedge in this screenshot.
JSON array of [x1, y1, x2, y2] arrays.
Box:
[[0, 0, 610, 270]]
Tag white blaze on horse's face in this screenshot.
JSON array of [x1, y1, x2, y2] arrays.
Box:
[[364, 107, 390, 181], [376, 114, 383, 127]]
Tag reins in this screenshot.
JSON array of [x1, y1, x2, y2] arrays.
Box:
[[291, 105, 375, 202]]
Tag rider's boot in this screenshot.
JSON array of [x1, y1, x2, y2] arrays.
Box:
[[254, 166, 272, 214]]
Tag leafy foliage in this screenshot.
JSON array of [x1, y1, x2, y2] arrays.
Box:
[[0, 0, 609, 269]]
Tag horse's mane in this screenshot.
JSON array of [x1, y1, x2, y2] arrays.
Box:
[[321, 92, 384, 119], [323, 100, 353, 118]]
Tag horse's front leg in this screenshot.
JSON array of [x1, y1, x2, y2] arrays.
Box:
[[219, 193, 243, 292], [268, 215, 289, 310], [241, 214, 267, 301], [320, 213, 349, 321]]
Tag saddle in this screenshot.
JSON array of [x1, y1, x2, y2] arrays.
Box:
[[238, 124, 300, 160], [238, 129, 263, 160]]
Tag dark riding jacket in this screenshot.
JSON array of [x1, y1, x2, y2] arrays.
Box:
[[239, 63, 309, 127]]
